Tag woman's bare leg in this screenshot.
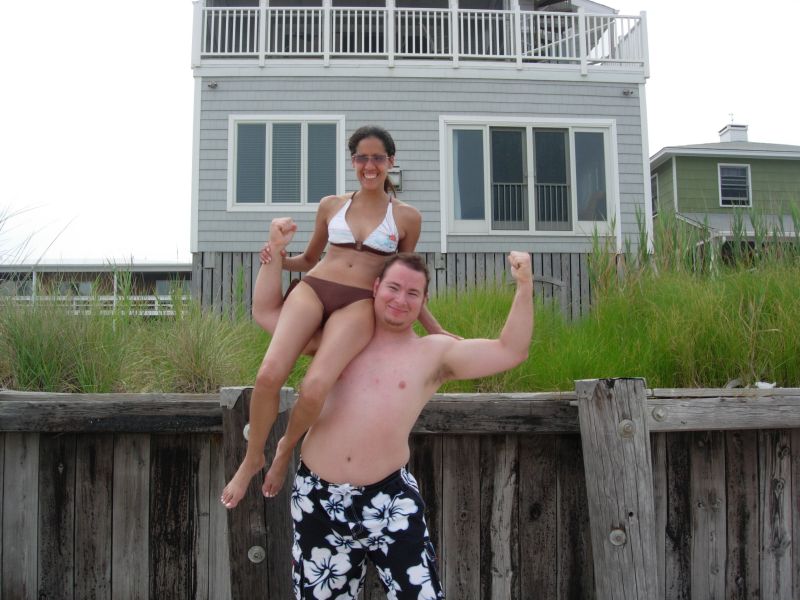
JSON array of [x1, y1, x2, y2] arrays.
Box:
[[221, 282, 324, 509], [262, 299, 375, 496]]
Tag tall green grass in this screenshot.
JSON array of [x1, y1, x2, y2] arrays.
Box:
[[2, 207, 799, 393]]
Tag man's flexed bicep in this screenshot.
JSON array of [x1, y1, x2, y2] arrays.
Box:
[[438, 251, 534, 383]]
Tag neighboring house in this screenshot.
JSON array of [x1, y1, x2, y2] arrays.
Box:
[[0, 262, 192, 316], [190, 0, 651, 315], [650, 124, 800, 239]]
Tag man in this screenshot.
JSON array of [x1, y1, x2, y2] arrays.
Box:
[[258, 219, 534, 599]]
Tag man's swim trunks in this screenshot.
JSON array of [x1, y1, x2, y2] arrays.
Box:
[[290, 461, 445, 599]]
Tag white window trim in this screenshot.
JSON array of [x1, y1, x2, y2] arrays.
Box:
[[226, 114, 346, 212], [439, 115, 618, 248], [651, 173, 659, 216], [718, 163, 752, 208]]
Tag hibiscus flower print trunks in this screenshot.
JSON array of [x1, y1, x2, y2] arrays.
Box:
[[291, 461, 445, 600]]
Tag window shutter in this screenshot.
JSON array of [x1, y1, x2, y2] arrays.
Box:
[[307, 123, 337, 203], [236, 123, 266, 203], [271, 123, 302, 203]]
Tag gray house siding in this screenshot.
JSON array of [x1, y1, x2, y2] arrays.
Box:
[[196, 76, 645, 254]]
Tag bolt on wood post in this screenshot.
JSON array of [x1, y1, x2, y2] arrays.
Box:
[[575, 378, 660, 600]]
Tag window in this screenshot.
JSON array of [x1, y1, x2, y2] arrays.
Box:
[[650, 174, 658, 217], [718, 164, 751, 207], [228, 116, 344, 209], [447, 119, 614, 234]]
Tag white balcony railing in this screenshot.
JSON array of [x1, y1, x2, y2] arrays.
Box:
[[9, 295, 189, 317], [194, 4, 648, 73]]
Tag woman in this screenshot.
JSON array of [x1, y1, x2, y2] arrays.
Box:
[[221, 126, 446, 508]]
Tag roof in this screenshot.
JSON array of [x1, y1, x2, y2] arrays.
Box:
[[650, 141, 800, 170], [0, 260, 192, 274]]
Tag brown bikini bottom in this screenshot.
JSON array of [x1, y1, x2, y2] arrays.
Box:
[[285, 275, 373, 323]]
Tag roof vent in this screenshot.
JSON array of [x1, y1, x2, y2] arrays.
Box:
[[719, 123, 748, 143]]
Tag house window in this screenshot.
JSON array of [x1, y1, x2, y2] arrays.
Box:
[[650, 174, 658, 216], [718, 164, 751, 207], [447, 120, 613, 234], [229, 116, 344, 208]]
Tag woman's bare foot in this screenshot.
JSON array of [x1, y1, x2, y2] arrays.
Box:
[[221, 454, 265, 509], [262, 441, 293, 498]]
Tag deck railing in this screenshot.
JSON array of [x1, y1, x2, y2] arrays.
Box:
[[194, 3, 648, 73], [7, 294, 189, 317]]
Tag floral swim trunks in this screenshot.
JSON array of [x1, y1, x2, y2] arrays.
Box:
[[291, 461, 445, 600]]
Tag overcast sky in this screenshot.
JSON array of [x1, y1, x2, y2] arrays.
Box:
[[2, 0, 798, 263]]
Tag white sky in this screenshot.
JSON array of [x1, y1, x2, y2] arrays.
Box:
[[2, 0, 799, 263]]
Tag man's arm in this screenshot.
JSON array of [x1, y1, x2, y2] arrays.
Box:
[[438, 251, 533, 381]]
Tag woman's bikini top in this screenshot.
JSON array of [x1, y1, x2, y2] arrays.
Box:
[[328, 193, 399, 256]]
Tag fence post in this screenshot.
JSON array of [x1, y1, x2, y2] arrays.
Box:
[[575, 378, 660, 600], [220, 386, 297, 598]]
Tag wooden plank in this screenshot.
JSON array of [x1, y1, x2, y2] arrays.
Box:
[[575, 378, 658, 600], [647, 394, 800, 431], [242, 251, 253, 317], [689, 431, 726, 600], [149, 434, 192, 599], [2, 432, 39, 600], [560, 253, 571, 320], [209, 433, 232, 600], [191, 434, 211, 600], [212, 252, 223, 314], [456, 253, 466, 293], [465, 252, 475, 292], [112, 433, 150, 600], [201, 252, 213, 309], [75, 434, 114, 600], [476, 252, 486, 290], [664, 432, 691, 600], [722, 430, 759, 599], [264, 406, 296, 600], [579, 253, 591, 316], [232, 252, 243, 317], [651, 432, 667, 600], [441, 434, 480, 598], [0, 391, 222, 432], [222, 389, 269, 597], [480, 435, 519, 600], [413, 395, 579, 434], [759, 429, 792, 599], [38, 433, 77, 599], [570, 253, 581, 321], [446, 252, 456, 293], [409, 434, 444, 571], [191, 252, 202, 301], [541, 252, 553, 304], [222, 252, 232, 317], [556, 433, 594, 599], [792, 428, 800, 600], [518, 434, 557, 599]]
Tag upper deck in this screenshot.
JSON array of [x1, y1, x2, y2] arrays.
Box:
[[191, 1, 648, 80]]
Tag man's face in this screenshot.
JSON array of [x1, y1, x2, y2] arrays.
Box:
[[372, 262, 427, 329]]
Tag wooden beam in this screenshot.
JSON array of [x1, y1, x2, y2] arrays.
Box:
[[576, 378, 660, 600]]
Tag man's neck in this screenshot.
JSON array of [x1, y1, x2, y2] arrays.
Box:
[[370, 321, 418, 345]]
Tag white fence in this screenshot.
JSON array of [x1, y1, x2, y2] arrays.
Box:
[[195, 4, 647, 72], [8, 295, 188, 317]]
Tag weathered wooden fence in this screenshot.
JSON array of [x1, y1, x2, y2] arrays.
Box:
[[192, 251, 593, 320], [2, 383, 800, 599]]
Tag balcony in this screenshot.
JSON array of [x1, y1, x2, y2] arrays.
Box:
[[192, 3, 648, 75]]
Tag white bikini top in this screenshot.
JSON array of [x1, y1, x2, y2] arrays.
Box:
[[328, 194, 399, 256]]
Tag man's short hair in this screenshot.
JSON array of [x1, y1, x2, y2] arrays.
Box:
[[378, 253, 430, 295]]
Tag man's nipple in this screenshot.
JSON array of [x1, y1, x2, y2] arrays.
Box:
[[398, 381, 406, 389]]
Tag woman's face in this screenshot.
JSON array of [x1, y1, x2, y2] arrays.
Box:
[[351, 136, 394, 194]]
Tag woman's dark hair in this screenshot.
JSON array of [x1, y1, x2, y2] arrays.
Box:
[[377, 252, 430, 295], [348, 125, 397, 196]]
